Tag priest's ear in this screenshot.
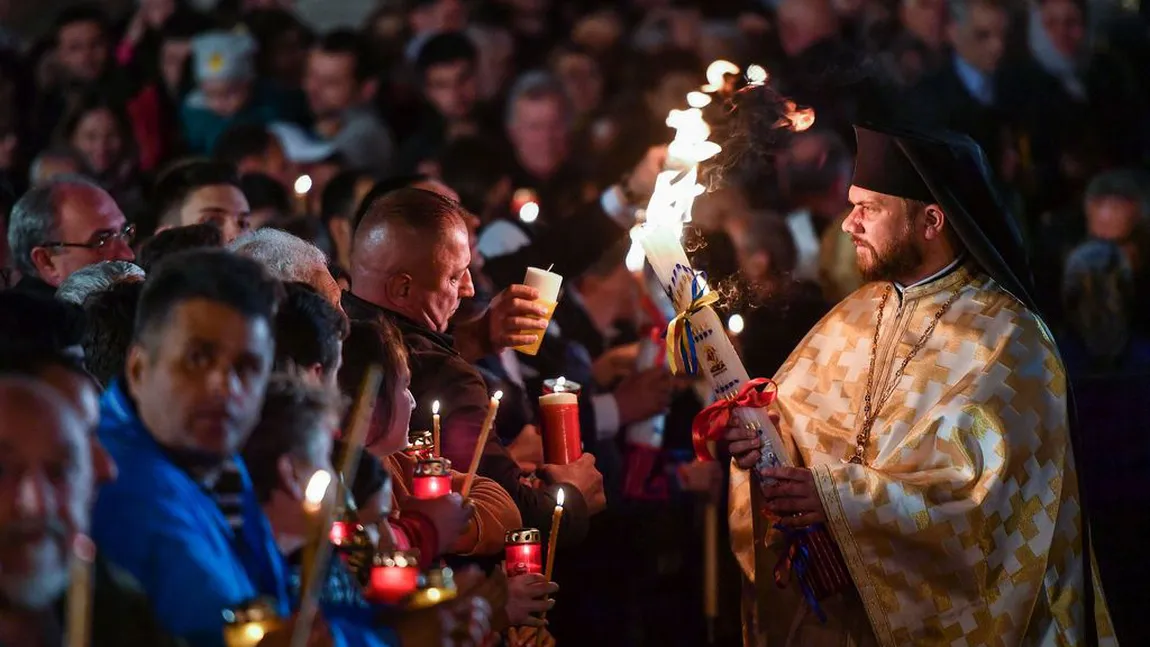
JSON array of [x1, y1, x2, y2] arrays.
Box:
[[921, 204, 948, 242]]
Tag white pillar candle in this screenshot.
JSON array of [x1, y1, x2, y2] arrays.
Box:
[[523, 267, 563, 303]]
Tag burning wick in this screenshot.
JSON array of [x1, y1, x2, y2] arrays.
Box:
[[727, 314, 745, 336], [519, 201, 540, 223], [777, 101, 816, 132], [554, 376, 567, 393], [293, 174, 313, 195], [746, 64, 768, 86]]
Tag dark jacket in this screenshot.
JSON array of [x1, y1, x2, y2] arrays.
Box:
[[341, 292, 591, 547]]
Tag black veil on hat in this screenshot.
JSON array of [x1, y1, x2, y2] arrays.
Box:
[[852, 123, 1038, 313]]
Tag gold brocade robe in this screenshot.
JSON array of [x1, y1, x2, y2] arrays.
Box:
[[730, 265, 1116, 647]]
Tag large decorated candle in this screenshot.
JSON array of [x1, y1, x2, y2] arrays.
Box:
[[539, 389, 581, 465], [412, 458, 453, 499], [504, 528, 543, 576], [514, 267, 563, 356]]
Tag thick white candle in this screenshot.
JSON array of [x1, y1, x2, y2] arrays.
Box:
[[523, 267, 563, 303]]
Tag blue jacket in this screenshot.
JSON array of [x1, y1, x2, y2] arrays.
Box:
[[92, 382, 397, 647]]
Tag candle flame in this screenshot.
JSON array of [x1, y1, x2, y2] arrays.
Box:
[[746, 64, 768, 86], [243, 624, 267, 641], [556, 377, 566, 389], [626, 234, 646, 273], [556, 487, 565, 507], [493, 390, 504, 402], [727, 313, 745, 335], [304, 469, 332, 509], [432, 400, 440, 415], [686, 91, 712, 109], [702, 59, 739, 92], [519, 201, 540, 223], [425, 588, 442, 603], [776, 101, 816, 132], [294, 174, 313, 195]]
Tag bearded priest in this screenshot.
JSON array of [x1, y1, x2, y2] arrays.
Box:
[[724, 123, 1117, 647]]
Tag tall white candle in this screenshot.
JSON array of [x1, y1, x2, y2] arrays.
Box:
[[523, 267, 563, 303]]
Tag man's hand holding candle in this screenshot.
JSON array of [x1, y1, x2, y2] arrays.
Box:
[[723, 409, 782, 471], [504, 573, 558, 626], [538, 454, 606, 514], [760, 467, 828, 528], [486, 284, 551, 351]]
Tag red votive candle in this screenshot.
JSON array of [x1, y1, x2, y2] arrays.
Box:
[[366, 550, 420, 604], [504, 528, 543, 576], [412, 458, 452, 499], [329, 521, 352, 546], [539, 392, 581, 465]]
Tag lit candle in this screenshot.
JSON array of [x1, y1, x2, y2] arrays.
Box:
[[64, 534, 95, 647], [727, 313, 745, 336], [300, 469, 333, 601], [222, 599, 283, 647], [412, 457, 453, 499], [366, 550, 420, 605], [539, 390, 581, 465], [536, 489, 565, 647], [515, 267, 563, 356], [460, 390, 502, 497], [431, 400, 441, 457], [293, 174, 313, 216], [504, 528, 543, 576]]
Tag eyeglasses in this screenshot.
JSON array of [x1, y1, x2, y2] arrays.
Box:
[[40, 224, 136, 251]]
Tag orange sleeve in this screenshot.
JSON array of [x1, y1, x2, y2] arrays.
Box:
[[449, 470, 522, 557]]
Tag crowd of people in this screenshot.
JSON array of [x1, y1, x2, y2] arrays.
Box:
[[0, 0, 1148, 644]]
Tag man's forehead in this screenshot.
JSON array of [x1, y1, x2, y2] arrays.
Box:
[[160, 298, 273, 348], [58, 186, 123, 229]]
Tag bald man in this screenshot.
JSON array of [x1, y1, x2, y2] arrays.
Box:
[[343, 187, 604, 544], [0, 379, 178, 647]]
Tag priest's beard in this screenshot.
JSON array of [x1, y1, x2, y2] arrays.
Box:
[[854, 220, 924, 283], [0, 523, 69, 609]]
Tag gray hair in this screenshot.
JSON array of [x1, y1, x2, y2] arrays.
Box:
[[504, 70, 571, 126], [29, 148, 88, 188], [55, 261, 145, 306], [1084, 168, 1150, 219], [7, 175, 106, 278], [228, 228, 329, 286]]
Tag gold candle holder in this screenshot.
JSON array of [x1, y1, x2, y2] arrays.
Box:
[[222, 599, 283, 647], [405, 429, 435, 461], [405, 566, 459, 610]]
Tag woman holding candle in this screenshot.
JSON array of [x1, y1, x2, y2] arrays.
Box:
[[339, 320, 522, 560]]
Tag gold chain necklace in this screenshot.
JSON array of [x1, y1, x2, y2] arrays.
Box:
[[847, 280, 970, 465]]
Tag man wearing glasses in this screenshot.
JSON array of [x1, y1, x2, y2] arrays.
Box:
[[6, 176, 135, 294]]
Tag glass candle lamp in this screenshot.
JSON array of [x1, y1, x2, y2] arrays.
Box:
[[222, 598, 283, 647], [412, 458, 453, 499], [366, 550, 420, 605], [504, 528, 543, 576]]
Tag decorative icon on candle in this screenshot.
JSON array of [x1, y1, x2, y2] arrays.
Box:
[[431, 400, 441, 457], [412, 457, 453, 499], [536, 489, 565, 647], [222, 598, 284, 647], [461, 390, 502, 497], [366, 550, 420, 604], [405, 429, 434, 461], [505, 528, 543, 576], [727, 313, 745, 336], [407, 566, 459, 610], [539, 388, 581, 465], [515, 267, 563, 356]]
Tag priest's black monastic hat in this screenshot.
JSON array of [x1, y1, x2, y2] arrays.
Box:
[[851, 123, 1038, 312]]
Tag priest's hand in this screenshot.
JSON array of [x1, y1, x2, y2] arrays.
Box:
[[487, 284, 550, 351], [505, 573, 558, 626], [723, 410, 781, 470], [761, 467, 827, 527]]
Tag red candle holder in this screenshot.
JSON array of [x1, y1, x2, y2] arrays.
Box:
[[412, 458, 453, 499], [404, 430, 434, 461], [504, 528, 543, 576], [366, 550, 420, 605], [539, 392, 581, 465]]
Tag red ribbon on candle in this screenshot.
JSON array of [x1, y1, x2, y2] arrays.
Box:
[[691, 378, 777, 462]]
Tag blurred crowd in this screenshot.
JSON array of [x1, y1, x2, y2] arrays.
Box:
[[0, 0, 1148, 645]]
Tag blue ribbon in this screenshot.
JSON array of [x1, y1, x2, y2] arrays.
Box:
[[665, 269, 716, 375], [772, 523, 827, 624]]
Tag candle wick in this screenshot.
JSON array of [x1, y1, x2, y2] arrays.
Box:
[[546, 263, 554, 272]]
